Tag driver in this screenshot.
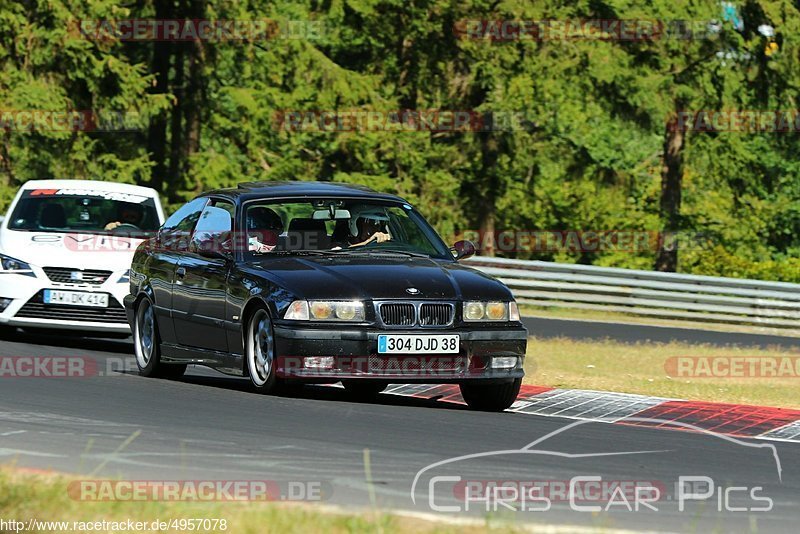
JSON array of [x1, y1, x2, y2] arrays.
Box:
[[247, 206, 283, 253], [104, 203, 144, 231], [346, 207, 391, 247]]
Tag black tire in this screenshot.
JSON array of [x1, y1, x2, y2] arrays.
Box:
[[159, 363, 187, 379], [342, 380, 387, 400], [460, 378, 522, 412], [245, 306, 281, 393], [0, 324, 16, 339], [133, 297, 186, 379]]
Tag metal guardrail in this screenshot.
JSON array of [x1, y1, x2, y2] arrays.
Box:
[[466, 256, 800, 328]]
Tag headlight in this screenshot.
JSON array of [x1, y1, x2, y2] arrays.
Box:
[[117, 269, 131, 283], [0, 253, 34, 275], [284, 300, 365, 322], [463, 301, 516, 322], [464, 301, 486, 321]]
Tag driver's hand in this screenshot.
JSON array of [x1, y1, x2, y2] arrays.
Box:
[[105, 221, 121, 231], [249, 239, 275, 253], [373, 232, 391, 243]]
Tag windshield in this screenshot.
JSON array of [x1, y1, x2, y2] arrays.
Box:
[[243, 198, 451, 259], [7, 187, 160, 236]]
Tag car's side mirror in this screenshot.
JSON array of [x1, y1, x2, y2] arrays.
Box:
[[190, 206, 233, 260], [191, 231, 233, 260], [451, 240, 476, 260]]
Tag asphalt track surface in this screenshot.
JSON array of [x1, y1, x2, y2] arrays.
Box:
[[2, 321, 800, 533]]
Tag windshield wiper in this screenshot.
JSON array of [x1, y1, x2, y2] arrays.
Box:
[[255, 248, 430, 258], [346, 248, 430, 258], [259, 249, 351, 256]]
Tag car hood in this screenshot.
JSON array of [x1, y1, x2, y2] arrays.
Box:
[[246, 255, 513, 301], [0, 230, 143, 272]]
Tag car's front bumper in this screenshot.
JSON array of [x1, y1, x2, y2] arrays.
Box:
[[271, 322, 527, 383], [0, 270, 131, 334]]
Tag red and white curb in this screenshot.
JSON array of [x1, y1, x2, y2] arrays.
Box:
[[380, 384, 800, 444]]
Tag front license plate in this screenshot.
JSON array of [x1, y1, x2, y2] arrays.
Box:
[[377, 334, 459, 354], [44, 290, 109, 308]]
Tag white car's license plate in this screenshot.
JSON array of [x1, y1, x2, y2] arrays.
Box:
[[377, 334, 459, 354], [44, 290, 108, 308]]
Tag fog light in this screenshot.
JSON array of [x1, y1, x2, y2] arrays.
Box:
[[491, 356, 517, 369], [304, 356, 335, 368], [0, 298, 11, 312]]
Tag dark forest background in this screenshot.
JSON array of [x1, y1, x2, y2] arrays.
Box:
[[1, 0, 799, 280]]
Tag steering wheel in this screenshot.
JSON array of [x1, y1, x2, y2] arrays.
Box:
[[110, 223, 141, 234]]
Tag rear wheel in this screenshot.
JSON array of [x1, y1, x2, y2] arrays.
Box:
[[134, 297, 186, 379], [246, 307, 280, 393], [342, 380, 387, 400], [460, 378, 521, 412]]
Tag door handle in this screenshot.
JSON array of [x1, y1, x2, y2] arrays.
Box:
[[176, 267, 186, 278]]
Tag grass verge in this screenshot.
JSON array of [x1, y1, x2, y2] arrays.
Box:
[[524, 336, 800, 409], [0, 468, 540, 534], [520, 305, 800, 338]]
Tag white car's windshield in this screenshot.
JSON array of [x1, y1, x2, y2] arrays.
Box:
[[7, 188, 160, 235]]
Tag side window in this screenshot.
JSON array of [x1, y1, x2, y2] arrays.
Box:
[[162, 197, 208, 231], [160, 197, 207, 251]]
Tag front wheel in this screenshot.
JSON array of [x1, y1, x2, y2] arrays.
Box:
[[246, 307, 281, 393], [0, 324, 16, 339], [460, 378, 521, 412], [134, 297, 186, 379]]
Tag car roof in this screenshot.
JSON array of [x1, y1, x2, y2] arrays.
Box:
[[202, 181, 408, 204], [19, 179, 160, 197]]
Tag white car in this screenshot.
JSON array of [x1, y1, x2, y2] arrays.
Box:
[[0, 179, 165, 335]]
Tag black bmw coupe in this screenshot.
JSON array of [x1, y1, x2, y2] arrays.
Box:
[[124, 181, 527, 411]]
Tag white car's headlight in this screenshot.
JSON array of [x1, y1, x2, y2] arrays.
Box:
[[284, 300, 365, 322], [463, 301, 518, 322], [0, 253, 34, 276], [117, 269, 131, 283]]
